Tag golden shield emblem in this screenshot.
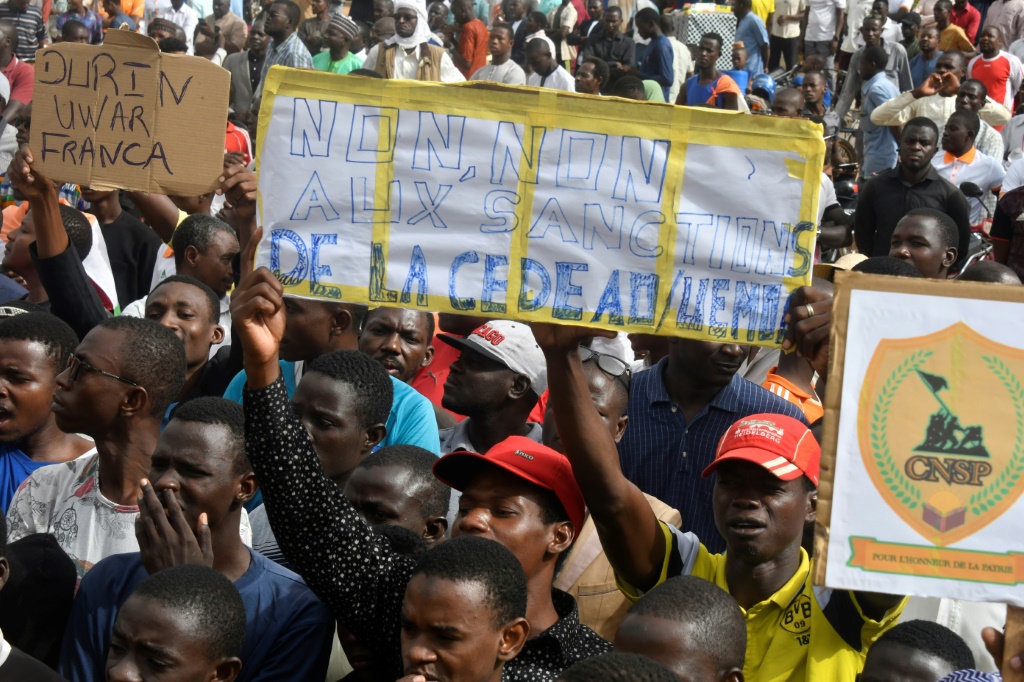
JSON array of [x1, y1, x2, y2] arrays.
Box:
[[857, 322, 1024, 547]]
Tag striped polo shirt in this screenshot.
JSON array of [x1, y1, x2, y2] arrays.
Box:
[[0, 4, 45, 61]]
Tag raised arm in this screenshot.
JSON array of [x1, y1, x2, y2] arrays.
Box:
[[533, 323, 667, 592], [234, 268, 411, 676], [8, 146, 108, 338], [123, 191, 181, 244]]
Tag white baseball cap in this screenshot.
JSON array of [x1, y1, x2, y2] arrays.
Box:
[[437, 320, 548, 395]]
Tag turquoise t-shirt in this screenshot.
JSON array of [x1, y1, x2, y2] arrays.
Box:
[[223, 360, 441, 455], [312, 50, 364, 74]]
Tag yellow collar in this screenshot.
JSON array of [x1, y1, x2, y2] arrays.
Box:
[[943, 147, 977, 164]]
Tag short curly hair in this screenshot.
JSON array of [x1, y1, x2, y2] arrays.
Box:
[[170, 214, 237, 269], [359, 445, 450, 519], [169, 397, 248, 474], [871, 619, 975, 672], [557, 653, 677, 681], [60, 205, 93, 261], [94, 317, 186, 415], [412, 536, 526, 627], [306, 350, 393, 428], [0, 312, 79, 372], [149, 275, 221, 325], [129, 564, 246, 660]]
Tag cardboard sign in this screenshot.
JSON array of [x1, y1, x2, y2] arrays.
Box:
[[31, 31, 230, 195], [254, 67, 824, 346], [815, 272, 1024, 605]]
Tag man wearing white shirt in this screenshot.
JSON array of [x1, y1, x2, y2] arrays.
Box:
[[526, 36, 575, 89], [933, 108, 1007, 223], [154, 0, 200, 52], [364, 0, 465, 80]]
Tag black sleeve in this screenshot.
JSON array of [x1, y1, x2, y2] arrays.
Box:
[[947, 188, 973, 268], [992, 199, 1013, 241], [30, 243, 110, 340], [243, 376, 412, 679], [854, 179, 877, 256]]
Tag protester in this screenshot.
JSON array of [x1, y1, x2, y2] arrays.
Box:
[[969, 26, 1024, 113], [858, 620, 975, 681], [527, 36, 575, 90], [835, 16, 913, 123], [984, 0, 1024, 46], [313, 13, 365, 72], [154, 0, 200, 52], [856, 116, 974, 263], [56, 0, 103, 44], [887, 208, 961, 277], [103, 564, 247, 682], [613, 576, 746, 682], [370, 16, 396, 47], [61, 397, 335, 682], [678, 32, 743, 109], [233, 271, 611, 680], [83, 187, 162, 308], [0, 0, 47, 62], [634, 8, 672, 100], [224, 18, 268, 115], [902, 10, 922, 58], [0, 514, 69, 681], [450, 0, 488, 77], [936, 0, 975, 50], [574, 54, 608, 92], [364, 0, 465, 80], [205, 0, 248, 52], [660, 15, 692, 103], [733, 0, 769, 78], [399, 537, 530, 682], [472, 22, 526, 83], [860, 44, 902, 179], [951, 0, 982, 42], [932, 108, 1006, 223], [540, 324, 907, 680], [5, 316, 185, 578], [0, 312, 92, 512], [0, 21, 31, 139], [298, 0, 332, 52], [255, 0, 314, 99], [345, 444, 450, 544], [580, 6, 635, 83], [911, 25, 942, 86], [959, 258, 1024, 281]]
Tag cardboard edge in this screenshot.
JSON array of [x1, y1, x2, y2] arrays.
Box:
[[104, 30, 160, 50]]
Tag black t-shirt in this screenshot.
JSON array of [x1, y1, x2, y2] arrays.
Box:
[[96, 211, 163, 308]]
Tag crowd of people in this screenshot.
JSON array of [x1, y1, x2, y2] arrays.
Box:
[[0, 0, 1020, 679]]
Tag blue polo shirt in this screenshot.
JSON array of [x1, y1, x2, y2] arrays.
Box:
[[735, 12, 769, 78], [616, 357, 807, 553], [59, 549, 334, 682]]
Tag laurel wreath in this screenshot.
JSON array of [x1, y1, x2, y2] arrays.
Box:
[[968, 356, 1024, 515], [870, 351, 931, 510]]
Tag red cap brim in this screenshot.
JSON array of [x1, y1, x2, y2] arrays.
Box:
[[701, 448, 806, 482]]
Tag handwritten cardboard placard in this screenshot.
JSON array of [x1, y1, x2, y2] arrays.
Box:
[[814, 272, 1024, 605], [255, 67, 824, 345], [31, 31, 229, 195]]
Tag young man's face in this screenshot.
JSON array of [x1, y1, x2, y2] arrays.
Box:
[[144, 282, 222, 370], [428, 2, 448, 30], [603, 9, 622, 35], [955, 82, 985, 111], [149, 420, 250, 529], [669, 339, 744, 390], [696, 37, 720, 68], [900, 21, 918, 42], [488, 26, 512, 58], [65, 25, 90, 43], [358, 307, 432, 383], [857, 641, 958, 682], [978, 27, 1001, 54], [106, 595, 236, 682], [615, 615, 725, 682], [711, 460, 815, 564], [871, 0, 888, 19], [371, 18, 395, 44], [801, 73, 826, 105], [888, 216, 955, 279], [587, 0, 602, 20], [453, 466, 570, 579], [919, 26, 939, 51], [898, 124, 938, 171], [247, 22, 271, 52], [183, 230, 239, 298], [933, 3, 949, 23], [861, 18, 883, 46], [374, 0, 393, 20], [324, 23, 350, 50], [401, 576, 517, 682], [344, 464, 441, 541], [292, 370, 379, 483], [574, 60, 601, 94], [941, 115, 972, 153], [279, 297, 336, 362], [0, 338, 62, 444], [442, 348, 516, 416], [527, 47, 553, 74], [2, 213, 35, 276], [452, 0, 472, 24], [53, 327, 137, 436]]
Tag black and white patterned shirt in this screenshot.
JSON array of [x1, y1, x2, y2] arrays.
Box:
[[244, 377, 610, 681]]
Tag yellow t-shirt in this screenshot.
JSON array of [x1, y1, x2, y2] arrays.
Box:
[[618, 523, 907, 682], [753, 0, 776, 22], [939, 23, 973, 51]]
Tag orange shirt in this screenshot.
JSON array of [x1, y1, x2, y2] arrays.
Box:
[[457, 19, 489, 79], [762, 368, 824, 423]]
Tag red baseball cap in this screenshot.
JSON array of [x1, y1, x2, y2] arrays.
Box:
[[433, 436, 586, 533], [701, 414, 820, 485]]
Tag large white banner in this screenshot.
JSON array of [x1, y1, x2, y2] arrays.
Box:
[[255, 68, 824, 345]]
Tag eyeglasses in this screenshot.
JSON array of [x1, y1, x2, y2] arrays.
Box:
[[579, 346, 631, 389], [65, 354, 138, 387]]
